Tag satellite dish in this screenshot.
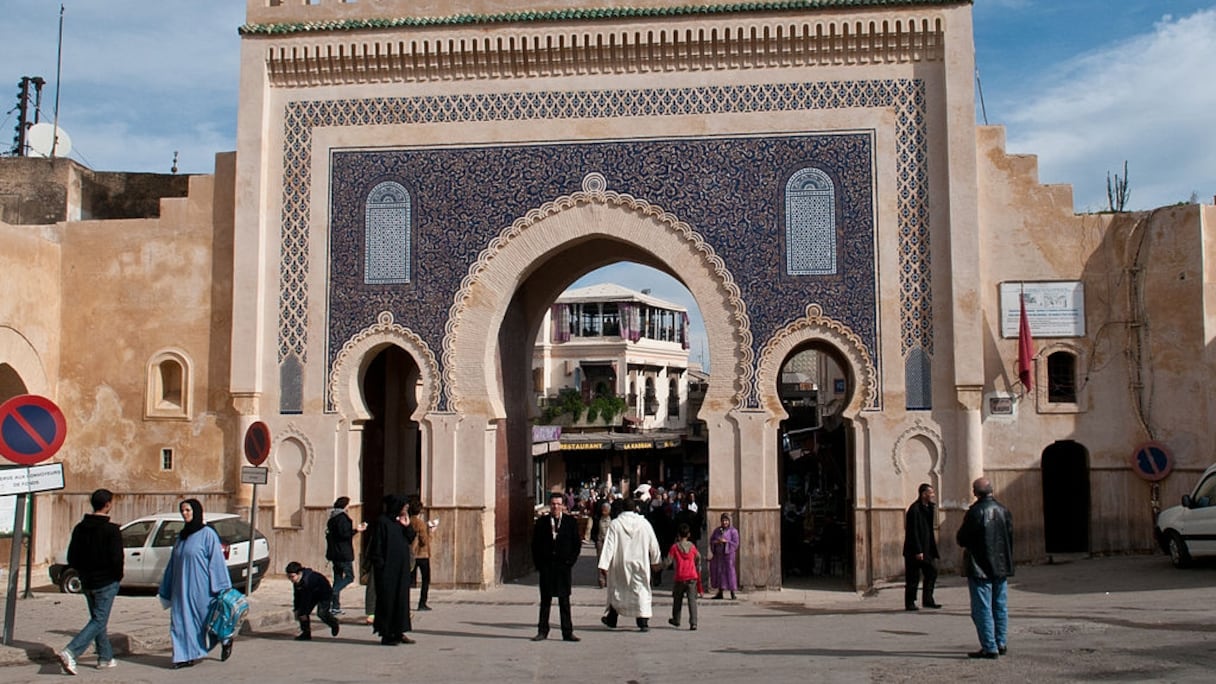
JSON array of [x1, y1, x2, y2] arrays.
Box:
[[26, 122, 72, 158]]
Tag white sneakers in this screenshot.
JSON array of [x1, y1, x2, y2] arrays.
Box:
[[56, 649, 77, 675], [98, 658, 118, 669]]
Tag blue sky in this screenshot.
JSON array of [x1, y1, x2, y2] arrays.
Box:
[[4, 1, 1215, 370]]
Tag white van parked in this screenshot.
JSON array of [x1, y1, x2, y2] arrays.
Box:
[[1155, 464, 1216, 568]]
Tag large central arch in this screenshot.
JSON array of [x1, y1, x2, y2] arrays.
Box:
[[441, 174, 764, 584], [445, 174, 752, 418]]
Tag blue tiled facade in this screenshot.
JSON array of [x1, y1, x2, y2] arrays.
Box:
[[328, 133, 877, 409], [276, 80, 931, 412]]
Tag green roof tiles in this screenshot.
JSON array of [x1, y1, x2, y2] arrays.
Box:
[[240, 0, 969, 36]]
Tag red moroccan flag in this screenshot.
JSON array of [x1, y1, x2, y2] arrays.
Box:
[[1017, 294, 1035, 391]]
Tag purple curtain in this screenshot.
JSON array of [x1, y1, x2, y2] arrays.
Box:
[[552, 304, 571, 342], [621, 303, 642, 343]]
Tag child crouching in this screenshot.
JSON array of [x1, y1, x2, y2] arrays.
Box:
[[286, 561, 341, 640]]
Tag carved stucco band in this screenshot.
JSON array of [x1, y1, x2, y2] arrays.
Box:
[[755, 303, 877, 414], [891, 419, 945, 477], [329, 311, 441, 418], [277, 422, 316, 477], [444, 179, 753, 413]]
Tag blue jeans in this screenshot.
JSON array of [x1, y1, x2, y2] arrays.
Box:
[[331, 561, 354, 609], [66, 580, 120, 661], [967, 577, 1008, 654]]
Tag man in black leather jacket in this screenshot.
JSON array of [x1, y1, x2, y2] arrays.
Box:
[[956, 477, 1013, 659]]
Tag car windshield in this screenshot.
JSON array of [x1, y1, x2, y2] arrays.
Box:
[[121, 520, 155, 548], [210, 518, 266, 544]]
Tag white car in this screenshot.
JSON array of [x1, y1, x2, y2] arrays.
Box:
[[50, 512, 271, 593], [1155, 463, 1216, 568]]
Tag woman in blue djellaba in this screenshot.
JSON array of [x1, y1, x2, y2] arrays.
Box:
[[157, 498, 233, 669]]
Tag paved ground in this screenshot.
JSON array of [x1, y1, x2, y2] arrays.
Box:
[[1, 547, 1213, 682]]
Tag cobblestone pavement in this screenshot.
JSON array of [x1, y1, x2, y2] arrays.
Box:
[[2, 548, 1213, 682]]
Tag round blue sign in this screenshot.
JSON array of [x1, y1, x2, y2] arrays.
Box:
[[0, 395, 67, 465], [1131, 441, 1172, 482]]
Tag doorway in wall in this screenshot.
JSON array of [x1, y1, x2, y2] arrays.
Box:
[[1042, 440, 1090, 555], [776, 344, 854, 589], [359, 345, 423, 521]]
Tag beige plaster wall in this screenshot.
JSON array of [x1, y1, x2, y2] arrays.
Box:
[[976, 125, 1216, 557], [0, 221, 62, 398], [55, 157, 236, 501]]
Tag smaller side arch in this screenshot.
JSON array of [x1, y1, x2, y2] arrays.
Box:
[[891, 419, 945, 477], [329, 311, 440, 421], [0, 325, 50, 398], [754, 303, 877, 418]]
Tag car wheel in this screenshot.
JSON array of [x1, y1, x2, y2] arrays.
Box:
[[59, 568, 83, 594], [1167, 531, 1191, 568]]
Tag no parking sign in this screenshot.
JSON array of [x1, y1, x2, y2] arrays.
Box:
[[0, 395, 66, 465], [1130, 441, 1173, 482]]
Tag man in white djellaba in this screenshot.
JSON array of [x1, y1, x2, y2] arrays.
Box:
[[598, 496, 662, 632]]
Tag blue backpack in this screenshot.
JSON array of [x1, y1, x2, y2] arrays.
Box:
[[206, 588, 250, 646]]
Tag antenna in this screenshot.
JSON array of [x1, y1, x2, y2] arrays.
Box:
[[50, 4, 65, 158], [975, 66, 989, 126]]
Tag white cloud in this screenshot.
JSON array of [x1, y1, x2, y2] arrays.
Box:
[[1002, 9, 1216, 210], [3, 0, 242, 172]]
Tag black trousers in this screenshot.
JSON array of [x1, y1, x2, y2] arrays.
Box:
[[904, 555, 937, 607], [412, 558, 431, 607], [537, 588, 573, 637]]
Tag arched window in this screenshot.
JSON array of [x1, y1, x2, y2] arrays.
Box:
[[145, 350, 192, 419], [364, 181, 411, 284], [785, 167, 837, 275], [1047, 351, 1078, 404]]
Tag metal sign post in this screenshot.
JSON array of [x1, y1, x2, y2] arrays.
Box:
[[241, 422, 271, 596], [0, 395, 68, 646], [3, 493, 27, 645]]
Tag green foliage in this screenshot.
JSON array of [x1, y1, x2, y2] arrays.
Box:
[[1106, 160, 1130, 212], [538, 388, 627, 424], [586, 394, 627, 423], [541, 388, 584, 423]]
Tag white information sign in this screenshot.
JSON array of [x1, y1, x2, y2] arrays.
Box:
[[240, 466, 269, 485], [0, 463, 65, 495], [1000, 281, 1085, 338]]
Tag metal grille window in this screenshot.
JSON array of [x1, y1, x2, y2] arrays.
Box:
[[364, 181, 411, 284], [785, 167, 837, 275], [1047, 351, 1077, 403]]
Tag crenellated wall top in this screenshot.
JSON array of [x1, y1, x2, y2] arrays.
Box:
[[243, 0, 969, 34], [245, 2, 959, 86]]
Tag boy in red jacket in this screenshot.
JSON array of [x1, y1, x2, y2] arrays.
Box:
[[666, 523, 701, 630]]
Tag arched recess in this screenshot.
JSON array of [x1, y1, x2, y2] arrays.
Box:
[[757, 303, 877, 588], [444, 175, 752, 419], [754, 303, 877, 421], [0, 326, 49, 399], [892, 420, 946, 501], [329, 311, 441, 423]]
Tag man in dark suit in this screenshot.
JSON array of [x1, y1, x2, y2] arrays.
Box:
[[903, 483, 941, 611], [531, 490, 582, 642]]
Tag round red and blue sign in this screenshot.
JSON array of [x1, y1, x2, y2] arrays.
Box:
[[1131, 441, 1173, 482], [0, 394, 67, 466], [243, 421, 271, 466]]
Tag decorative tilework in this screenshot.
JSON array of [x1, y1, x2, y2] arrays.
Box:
[[278, 80, 931, 411], [905, 347, 932, 410], [785, 167, 837, 276], [364, 181, 411, 285]]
